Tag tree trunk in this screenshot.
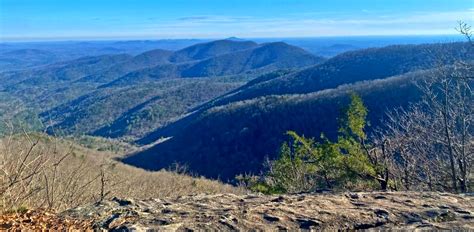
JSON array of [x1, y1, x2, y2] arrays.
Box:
[[442, 80, 458, 192]]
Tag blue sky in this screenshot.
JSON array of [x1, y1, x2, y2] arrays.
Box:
[[1, 0, 473, 41]]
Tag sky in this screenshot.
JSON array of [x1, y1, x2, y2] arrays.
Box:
[[0, 0, 473, 41]]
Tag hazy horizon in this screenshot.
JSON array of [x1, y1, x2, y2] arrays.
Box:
[[0, 34, 465, 44]]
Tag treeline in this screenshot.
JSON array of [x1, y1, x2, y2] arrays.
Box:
[[125, 69, 425, 180], [239, 94, 388, 192], [241, 26, 473, 193]]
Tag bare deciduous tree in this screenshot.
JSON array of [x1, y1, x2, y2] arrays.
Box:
[[381, 22, 473, 192]]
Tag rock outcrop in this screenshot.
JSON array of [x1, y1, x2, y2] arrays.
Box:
[[61, 192, 473, 231]]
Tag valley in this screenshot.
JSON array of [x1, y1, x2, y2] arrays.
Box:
[[1, 35, 472, 230], [0, 39, 325, 140], [1, 38, 472, 180]]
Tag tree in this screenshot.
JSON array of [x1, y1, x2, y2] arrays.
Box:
[[381, 22, 473, 192], [266, 131, 342, 193], [265, 94, 392, 192], [338, 94, 393, 190]]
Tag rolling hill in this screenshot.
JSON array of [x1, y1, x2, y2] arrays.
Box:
[[198, 42, 473, 110], [100, 41, 324, 87], [124, 71, 425, 179], [0, 39, 208, 72], [139, 42, 473, 144], [180, 42, 323, 77], [76, 49, 174, 84], [0, 49, 59, 71], [125, 42, 474, 180], [0, 39, 324, 140], [2, 40, 471, 181], [169, 39, 259, 62], [41, 79, 242, 139]]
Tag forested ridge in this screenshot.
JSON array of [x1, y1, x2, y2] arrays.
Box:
[[0, 39, 323, 139], [0, 35, 472, 194]]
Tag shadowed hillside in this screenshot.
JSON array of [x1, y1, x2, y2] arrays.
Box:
[[126, 42, 473, 180], [101, 41, 324, 87], [199, 42, 473, 110], [138, 42, 473, 145], [0, 39, 323, 140], [125, 71, 426, 179]]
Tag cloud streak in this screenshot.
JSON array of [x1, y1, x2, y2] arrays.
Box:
[[134, 9, 473, 38], [2, 9, 473, 41]]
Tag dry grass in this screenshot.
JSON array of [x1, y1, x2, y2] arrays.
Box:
[[0, 132, 244, 213]]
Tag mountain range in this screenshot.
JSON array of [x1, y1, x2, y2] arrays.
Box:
[[123, 42, 473, 180], [0, 38, 472, 181], [0, 39, 324, 139]]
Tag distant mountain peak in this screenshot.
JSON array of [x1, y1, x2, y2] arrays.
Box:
[[169, 39, 259, 62], [224, 37, 246, 41]]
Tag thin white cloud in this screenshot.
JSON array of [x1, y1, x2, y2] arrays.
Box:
[[134, 9, 474, 38], [2, 9, 473, 41]]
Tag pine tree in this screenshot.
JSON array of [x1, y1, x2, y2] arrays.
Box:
[[266, 93, 391, 193]]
